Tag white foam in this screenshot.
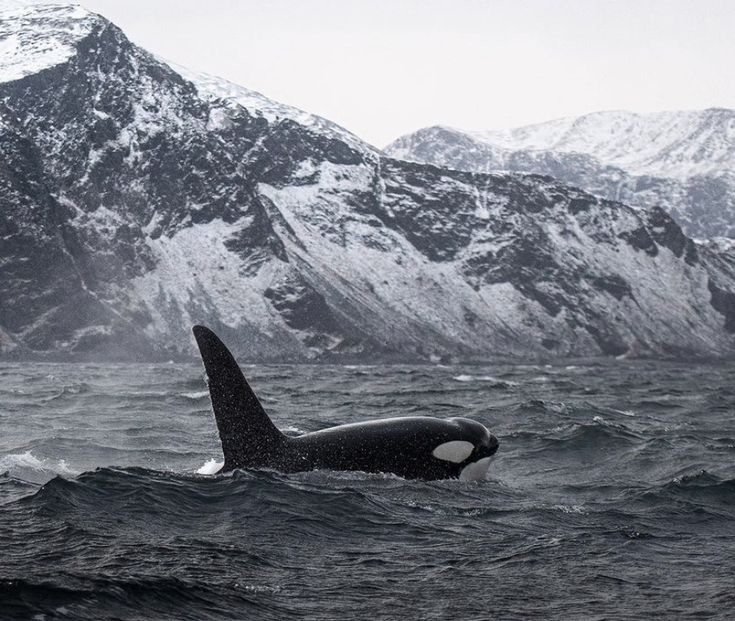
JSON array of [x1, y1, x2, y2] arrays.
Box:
[[0, 451, 77, 476], [555, 504, 587, 514], [182, 390, 209, 400], [196, 458, 224, 475], [453, 374, 518, 385], [281, 426, 307, 435]]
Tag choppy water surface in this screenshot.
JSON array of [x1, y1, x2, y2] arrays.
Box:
[[1, 360, 734, 620]]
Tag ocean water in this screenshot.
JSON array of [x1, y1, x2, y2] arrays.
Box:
[[1, 360, 734, 620]]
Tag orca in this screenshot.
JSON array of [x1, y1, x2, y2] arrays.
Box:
[[192, 325, 499, 481]]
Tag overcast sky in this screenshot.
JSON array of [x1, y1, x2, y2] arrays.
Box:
[[79, 0, 735, 147]]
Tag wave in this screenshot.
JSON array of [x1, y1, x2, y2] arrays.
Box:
[[181, 390, 209, 400], [453, 374, 518, 387], [14, 465, 503, 531], [39, 382, 92, 402], [542, 427, 640, 457], [511, 417, 642, 457], [0, 575, 286, 621], [669, 470, 735, 497], [621, 469, 735, 513]]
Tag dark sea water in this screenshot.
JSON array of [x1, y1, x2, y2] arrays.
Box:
[[1, 360, 734, 620]]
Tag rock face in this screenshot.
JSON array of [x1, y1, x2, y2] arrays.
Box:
[[385, 111, 735, 239], [1, 3, 735, 361]]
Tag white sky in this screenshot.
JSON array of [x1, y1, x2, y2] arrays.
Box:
[[79, 0, 735, 148]]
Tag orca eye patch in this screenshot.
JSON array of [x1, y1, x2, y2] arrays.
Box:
[[432, 440, 474, 463]]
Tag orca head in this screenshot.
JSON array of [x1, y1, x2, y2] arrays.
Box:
[[431, 417, 499, 481]]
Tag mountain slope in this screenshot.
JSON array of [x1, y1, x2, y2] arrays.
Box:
[[386, 111, 735, 239], [1, 3, 735, 361]]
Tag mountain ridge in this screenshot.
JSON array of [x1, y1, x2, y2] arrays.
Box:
[[473, 108, 735, 178], [386, 112, 735, 239], [1, 3, 734, 361]]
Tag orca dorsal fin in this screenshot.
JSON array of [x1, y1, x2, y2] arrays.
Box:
[[192, 325, 284, 471]]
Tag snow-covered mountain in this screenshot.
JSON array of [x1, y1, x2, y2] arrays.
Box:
[[476, 109, 735, 179], [1, 2, 735, 361], [386, 110, 735, 238]]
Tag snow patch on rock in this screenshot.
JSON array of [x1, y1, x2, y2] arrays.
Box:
[[0, 2, 96, 83]]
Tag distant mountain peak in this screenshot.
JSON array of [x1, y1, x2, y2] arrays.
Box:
[[469, 108, 735, 179]]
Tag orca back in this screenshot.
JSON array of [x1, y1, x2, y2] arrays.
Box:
[[284, 416, 494, 479]]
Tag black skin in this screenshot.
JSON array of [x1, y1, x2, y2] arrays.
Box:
[[281, 417, 498, 480], [192, 325, 499, 480]]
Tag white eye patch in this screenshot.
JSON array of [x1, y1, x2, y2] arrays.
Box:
[[432, 440, 474, 463]]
